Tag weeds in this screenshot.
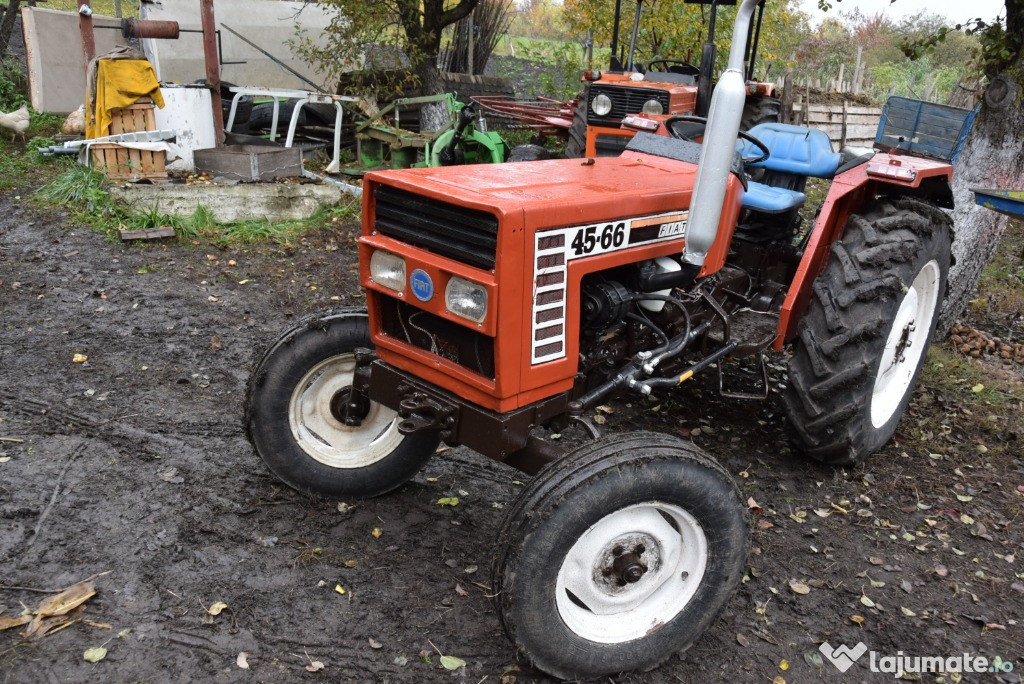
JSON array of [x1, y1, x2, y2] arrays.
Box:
[[33, 165, 360, 245]]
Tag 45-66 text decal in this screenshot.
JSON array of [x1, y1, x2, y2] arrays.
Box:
[[570, 222, 627, 256]]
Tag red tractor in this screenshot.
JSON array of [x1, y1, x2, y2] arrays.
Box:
[[245, 0, 954, 677], [567, 0, 780, 158]]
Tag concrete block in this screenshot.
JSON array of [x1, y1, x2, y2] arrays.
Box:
[[194, 145, 303, 182], [109, 183, 344, 223]]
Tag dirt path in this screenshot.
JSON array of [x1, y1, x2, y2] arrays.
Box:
[[0, 194, 1021, 683]]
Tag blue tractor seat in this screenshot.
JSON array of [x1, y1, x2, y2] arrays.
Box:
[[738, 123, 842, 178], [742, 182, 807, 214]]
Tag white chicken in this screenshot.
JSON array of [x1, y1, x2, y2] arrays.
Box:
[[0, 103, 31, 142]]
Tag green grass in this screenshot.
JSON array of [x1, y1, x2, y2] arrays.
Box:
[[44, 1, 138, 17], [0, 112, 68, 191]]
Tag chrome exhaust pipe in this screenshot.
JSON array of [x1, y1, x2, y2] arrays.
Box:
[[683, 0, 759, 269]]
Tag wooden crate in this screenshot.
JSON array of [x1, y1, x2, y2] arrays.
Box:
[[91, 143, 167, 180], [109, 98, 156, 135]]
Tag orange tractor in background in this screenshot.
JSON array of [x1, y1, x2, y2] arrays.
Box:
[[566, 0, 780, 157], [245, 0, 955, 678]]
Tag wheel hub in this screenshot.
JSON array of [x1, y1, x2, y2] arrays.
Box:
[[329, 387, 370, 426], [612, 551, 647, 584]]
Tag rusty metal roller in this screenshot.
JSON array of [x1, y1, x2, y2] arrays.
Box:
[[121, 18, 180, 40]]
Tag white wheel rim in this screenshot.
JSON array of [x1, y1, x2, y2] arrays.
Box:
[[554, 502, 708, 644], [870, 260, 940, 429], [288, 353, 404, 468]]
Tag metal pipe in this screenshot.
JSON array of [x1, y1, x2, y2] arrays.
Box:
[[683, 0, 759, 270], [199, 0, 224, 145], [221, 24, 324, 93], [625, 0, 643, 72], [747, 2, 765, 81], [77, 0, 95, 78], [609, 0, 623, 70], [121, 18, 180, 40]]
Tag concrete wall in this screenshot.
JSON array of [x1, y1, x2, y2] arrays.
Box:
[[22, 8, 125, 114], [140, 0, 336, 91]]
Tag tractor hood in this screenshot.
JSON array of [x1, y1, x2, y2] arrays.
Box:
[[366, 155, 701, 231]]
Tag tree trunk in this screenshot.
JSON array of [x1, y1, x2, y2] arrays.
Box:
[[0, 0, 23, 56], [939, 61, 1024, 333], [416, 60, 450, 132]]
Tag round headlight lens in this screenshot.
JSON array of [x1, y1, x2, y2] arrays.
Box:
[[641, 98, 664, 115], [369, 250, 406, 293], [445, 276, 488, 323], [591, 93, 613, 117]]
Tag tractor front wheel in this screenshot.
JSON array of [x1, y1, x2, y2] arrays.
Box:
[[245, 311, 439, 497], [784, 198, 952, 466], [492, 432, 748, 679]]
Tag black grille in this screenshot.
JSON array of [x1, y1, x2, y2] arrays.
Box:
[[378, 298, 495, 379], [587, 86, 670, 127], [374, 185, 498, 270]]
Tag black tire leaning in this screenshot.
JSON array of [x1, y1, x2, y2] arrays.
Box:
[[492, 432, 749, 679], [564, 95, 588, 158], [740, 95, 781, 132], [245, 310, 439, 498], [784, 198, 952, 466], [506, 144, 551, 162]]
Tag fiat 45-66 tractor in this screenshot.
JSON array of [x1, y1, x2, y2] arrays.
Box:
[[245, 0, 954, 678]]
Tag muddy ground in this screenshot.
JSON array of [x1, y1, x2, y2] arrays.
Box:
[[0, 189, 1022, 684]]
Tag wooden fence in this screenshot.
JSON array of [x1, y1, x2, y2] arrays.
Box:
[[790, 102, 881, 149]]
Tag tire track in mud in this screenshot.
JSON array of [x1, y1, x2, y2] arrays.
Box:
[[0, 390, 244, 458]]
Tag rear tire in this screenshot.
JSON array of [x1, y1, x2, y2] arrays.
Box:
[[564, 96, 588, 158], [784, 198, 952, 466], [740, 95, 781, 131], [493, 432, 748, 679], [245, 311, 439, 497]]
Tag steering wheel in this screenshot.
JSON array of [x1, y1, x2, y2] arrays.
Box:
[[664, 115, 771, 165], [646, 59, 701, 77]]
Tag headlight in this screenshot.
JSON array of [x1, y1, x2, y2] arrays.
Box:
[[641, 98, 663, 115], [369, 250, 406, 293], [591, 93, 612, 117], [445, 276, 488, 323]]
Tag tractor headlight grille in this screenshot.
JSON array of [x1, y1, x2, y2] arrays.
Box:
[[374, 185, 498, 270], [587, 86, 670, 126]]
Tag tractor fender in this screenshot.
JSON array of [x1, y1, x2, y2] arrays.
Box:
[[773, 154, 953, 349]]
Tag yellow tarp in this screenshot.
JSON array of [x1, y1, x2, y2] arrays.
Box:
[[87, 59, 165, 139]]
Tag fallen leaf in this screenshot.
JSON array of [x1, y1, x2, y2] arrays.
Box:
[[337, 502, 355, 514], [595, 405, 615, 414], [813, 508, 832, 518], [972, 383, 985, 393], [747, 497, 762, 514], [901, 606, 917, 617], [369, 638, 382, 649], [306, 660, 325, 672], [371, 528, 382, 538], [860, 594, 875, 608], [440, 655, 466, 671], [436, 497, 459, 507], [789, 580, 811, 595], [73, 353, 88, 363], [464, 565, 478, 574], [455, 584, 469, 597], [237, 652, 250, 669], [83, 620, 112, 629], [0, 616, 31, 631], [207, 601, 228, 616], [850, 615, 865, 625], [773, 678, 786, 684], [334, 585, 346, 595], [804, 651, 824, 668], [83, 646, 107, 663], [779, 658, 790, 671], [868, 556, 883, 565], [736, 633, 750, 647]]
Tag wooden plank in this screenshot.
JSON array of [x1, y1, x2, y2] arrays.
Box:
[[119, 227, 176, 241]]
